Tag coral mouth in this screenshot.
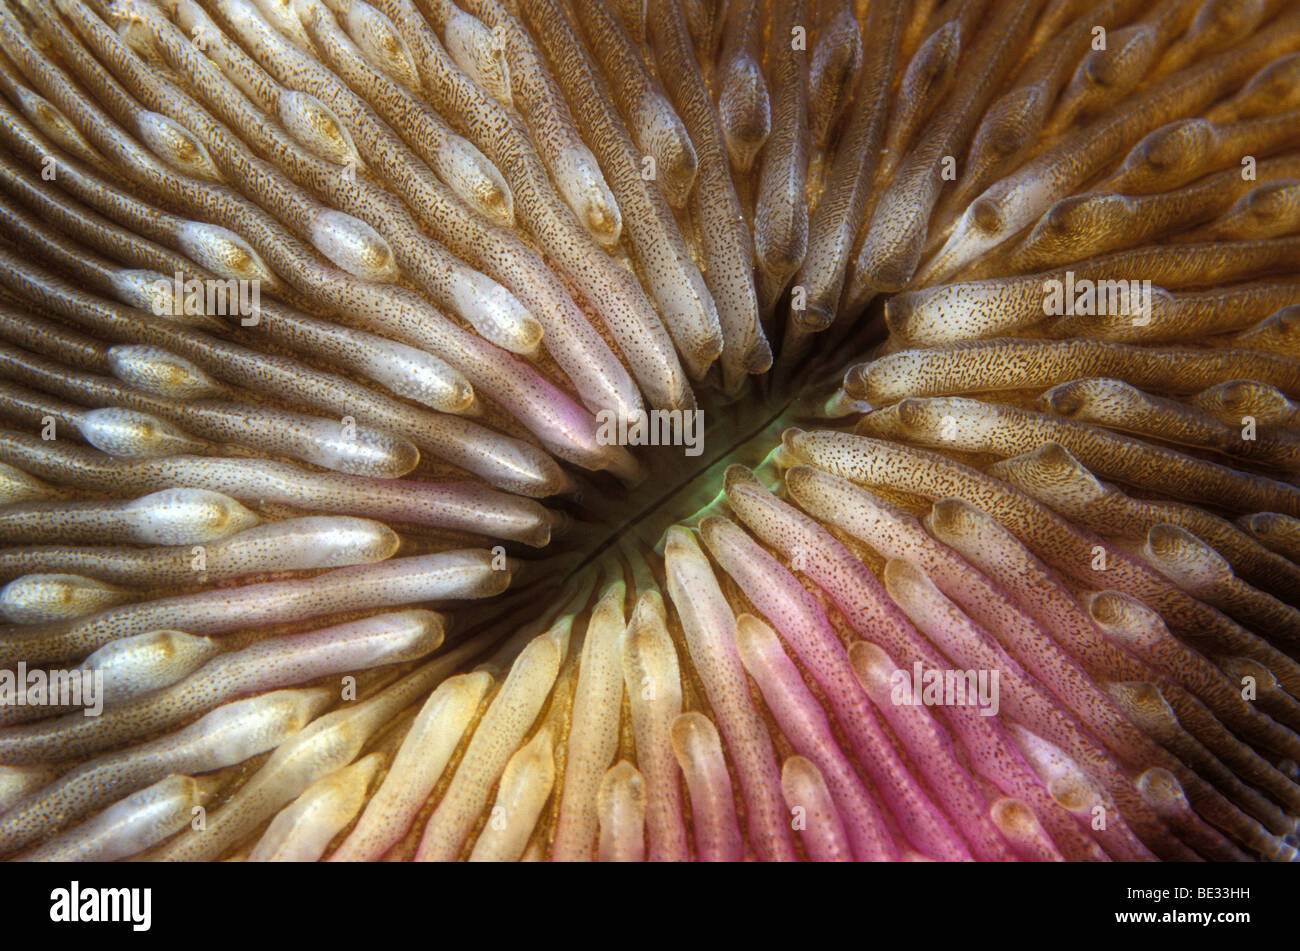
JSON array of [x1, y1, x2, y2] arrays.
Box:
[[560, 339, 855, 561]]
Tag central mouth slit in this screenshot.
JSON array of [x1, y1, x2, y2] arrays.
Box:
[[569, 392, 799, 570], [556, 305, 891, 576]]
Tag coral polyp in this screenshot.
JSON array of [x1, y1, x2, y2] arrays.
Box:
[[0, 0, 1298, 863]]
